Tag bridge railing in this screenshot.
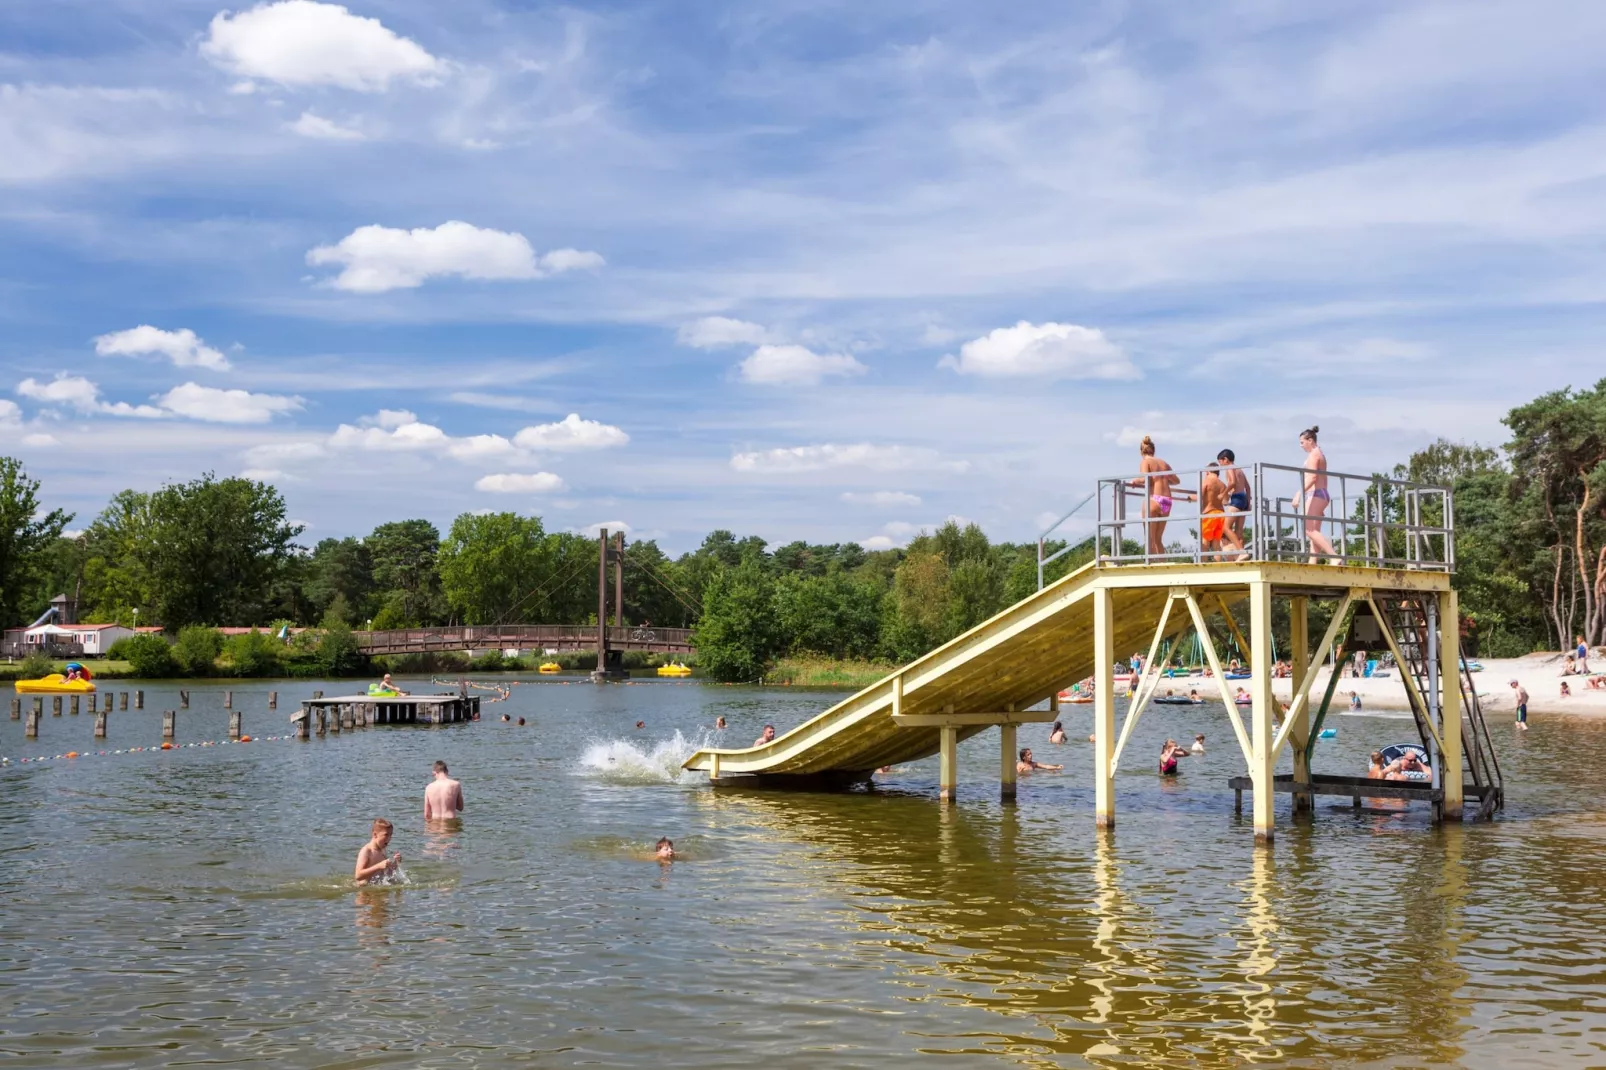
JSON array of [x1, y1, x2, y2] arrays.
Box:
[[1090, 461, 1454, 571], [352, 624, 695, 652]]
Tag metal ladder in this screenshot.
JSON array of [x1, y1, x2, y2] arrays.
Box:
[[1373, 593, 1504, 819]]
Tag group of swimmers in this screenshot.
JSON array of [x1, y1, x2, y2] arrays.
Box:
[[1132, 425, 1334, 562]]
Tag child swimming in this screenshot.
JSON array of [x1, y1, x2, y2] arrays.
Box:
[[354, 818, 401, 885], [655, 837, 676, 861]]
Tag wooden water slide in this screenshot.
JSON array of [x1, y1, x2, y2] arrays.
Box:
[[683, 562, 1213, 782]]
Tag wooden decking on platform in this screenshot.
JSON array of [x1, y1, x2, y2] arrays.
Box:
[[299, 693, 480, 728]]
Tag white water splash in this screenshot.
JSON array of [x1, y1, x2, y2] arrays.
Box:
[[580, 729, 715, 783]]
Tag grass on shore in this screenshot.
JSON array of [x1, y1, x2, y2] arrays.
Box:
[[766, 656, 898, 689], [0, 659, 134, 680]]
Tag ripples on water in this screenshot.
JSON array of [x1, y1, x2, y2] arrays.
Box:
[[2, 677, 1606, 1068]]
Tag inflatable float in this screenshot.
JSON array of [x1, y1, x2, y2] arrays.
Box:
[[656, 663, 693, 677], [538, 662, 561, 674], [15, 672, 95, 694], [366, 683, 401, 697]]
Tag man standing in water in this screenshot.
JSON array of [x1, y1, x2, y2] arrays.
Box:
[[424, 760, 465, 821], [754, 724, 776, 747]]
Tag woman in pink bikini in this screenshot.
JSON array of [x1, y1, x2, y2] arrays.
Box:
[[1297, 426, 1337, 563], [1130, 435, 1182, 558]]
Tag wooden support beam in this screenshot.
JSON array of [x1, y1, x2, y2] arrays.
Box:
[[180, 690, 189, 709], [1440, 589, 1463, 815], [1111, 592, 1179, 774], [892, 711, 1057, 727], [9, 697, 19, 720], [296, 704, 310, 740], [134, 690, 143, 710], [1000, 723, 1017, 801], [118, 692, 128, 711], [1249, 579, 1276, 844], [1289, 596, 1312, 812], [1363, 593, 1444, 752], [51, 695, 61, 717], [26, 707, 38, 738], [229, 711, 242, 740], [69, 695, 79, 716], [269, 691, 277, 709], [162, 710, 175, 740], [1093, 584, 1115, 829], [94, 708, 106, 739], [1182, 592, 1253, 767], [938, 726, 958, 802], [1270, 591, 1359, 763]]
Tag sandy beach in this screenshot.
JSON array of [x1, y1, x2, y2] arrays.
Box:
[[1247, 651, 1606, 719]]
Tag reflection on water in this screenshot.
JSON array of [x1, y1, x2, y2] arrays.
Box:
[[3, 678, 1606, 1067]]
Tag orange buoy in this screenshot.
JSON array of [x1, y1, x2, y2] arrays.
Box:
[[66, 751, 78, 758], [161, 742, 174, 750], [239, 735, 252, 743]]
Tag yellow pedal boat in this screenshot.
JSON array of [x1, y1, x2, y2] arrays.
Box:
[[656, 663, 693, 677], [15, 674, 97, 694], [538, 662, 561, 674]]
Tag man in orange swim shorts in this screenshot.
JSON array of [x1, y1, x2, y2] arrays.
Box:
[[1199, 463, 1227, 558]]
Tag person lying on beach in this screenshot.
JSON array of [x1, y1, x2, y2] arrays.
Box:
[[355, 819, 400, 885], [754, 724, 776, 747], [1048, 721, 1067, 744], [655, 837, 676, 861], [1017, 748, 1062, 773]]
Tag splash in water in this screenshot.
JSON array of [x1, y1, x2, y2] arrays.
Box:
[[580, 729, 714, 783]]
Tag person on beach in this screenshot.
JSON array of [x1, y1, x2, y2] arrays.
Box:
[[1159, 739, 1188, 776], [355, 819, 400, 885], [1199, 462, 1228, 559], [424, 760, 464, 822], [655, 837, 676, 861], [1578, 637, 1592, 673], [1048, 721, 1067, 744], [1561, 654, 1576, 676], [378, 673, 409, 696], [1560, 680, 1571, 698], [1129, 436, 1185, 558], [1510, 680, 1529, 730], [1191, 733, 1206, 754], [1017, 748, 1063, 774], [754, 724, 776, 747], [1350, 691, 1362, 711], [1217, 449, 1251, 560], [1296, 426, 1337, 564]]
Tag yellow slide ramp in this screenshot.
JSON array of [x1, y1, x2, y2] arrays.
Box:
[[684, 562, 1202, 782]]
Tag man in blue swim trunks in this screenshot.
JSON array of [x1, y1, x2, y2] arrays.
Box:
[[1217, 449, 1251, 561], [1510, 679, 1528, 731]]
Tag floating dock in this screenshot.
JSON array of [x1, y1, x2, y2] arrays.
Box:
[[295, 693, 479, 736]]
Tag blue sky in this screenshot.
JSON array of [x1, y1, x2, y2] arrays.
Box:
[[2, 0, 1601, 552]]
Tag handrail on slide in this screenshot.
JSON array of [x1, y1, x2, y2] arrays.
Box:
[[1036, 490, 1097, 591]]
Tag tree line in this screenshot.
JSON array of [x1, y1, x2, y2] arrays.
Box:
[[0, 377, 1600, 679]]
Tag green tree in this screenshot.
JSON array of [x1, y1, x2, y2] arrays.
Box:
[[223, 629, 283, 677], [306, 537, 374, 623], [173, 625, 225, 676], [0, 457, 72, 627], [367, 519, 443, 625], [773, 571, 883, 659], [693, 558, 779, 681], [132, 475, 302, 629], [316, 615, 364, 676], [438, 512, 551, 624], [118, 633, 180, 678]]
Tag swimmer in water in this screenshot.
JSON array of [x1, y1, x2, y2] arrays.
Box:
[[1017, 748, 1063, 774], [516, 716, 526, 726], [655, 837, 676, 861], [500, 714, 510, 722], [354, 818, 400, 885], [635, 720, 645, 729], [424, 760, 464, 822], [1048, 721, 1067, 744], [754, 724, 776, 747], [715, 716, 727, 729]]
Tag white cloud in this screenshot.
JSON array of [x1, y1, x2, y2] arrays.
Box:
[[512, 413, 629, 452], [921, 324, 960, 346], [578, 520, 631, 537], [18, 374, 109, 412], [446, 434, 521, 460], [240, 468, 288, 481], [22, 433, 58, 448], [841, 490, 922, 507], [331, 418, 448, 451], [156, 383, 303, 423], [245, 441, 326, 467], [200, 0, 444, 92], [306, 221, 603, 293], [1109, 412, 1226, 449], [678, 316, 771, 348], [738, 344, 867, 386], [860, 535, 896, 551], [287, 111, 364, 140], [941, 321, 1139, 380], [94, 325, 230, 371], [368, 408, 417, 429], [475, 472, 567, 493], [731, 443, 968, 474]]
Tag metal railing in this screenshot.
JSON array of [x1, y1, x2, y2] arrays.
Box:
[[1035, 490, 1098, 589], [351, 624, 695, 655], [1085, 462, 1453, 571]]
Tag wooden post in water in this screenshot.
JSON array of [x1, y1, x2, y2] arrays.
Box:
[[1288, 597, 1312, 813], [25, 706, 39, 738], [94, 707, 107, 739], [180, 689, 189, 709], [316, 706, 327, 736], [330, 705, 341, 734], [228, 711, 242, 740], [9, 697, 19, 720], [999, 723, 1017, 801], [134, 690, 144, 710], [224, 690, 232, 709], [162, 710, 175, 740], [938, 722, 958, 803], [69, 695, 79, 716], [51, 695, 61, 717], [1093, 585, 1116, 830], [268, 690, 277, 709], [118, 692, 128, 711], [311, 690, 323, 700], [32, 696, 42, 720], [87, 692, 97, 713], [1249, 579, 1277, 845], [295, 704, 310, 741]]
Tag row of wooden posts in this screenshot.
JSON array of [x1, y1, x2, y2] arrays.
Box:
[[10, 689, 289, 740]]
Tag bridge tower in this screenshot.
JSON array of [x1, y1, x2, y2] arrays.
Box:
[[593, 528, 628, 681]]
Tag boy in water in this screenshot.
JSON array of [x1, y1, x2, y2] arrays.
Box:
[[354, 819, 400, 884], [655, 837, 676, 861], [1510, 679, 1528, 730]]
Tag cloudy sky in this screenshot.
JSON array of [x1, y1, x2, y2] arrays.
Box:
[[2, 0, 1599, 551]]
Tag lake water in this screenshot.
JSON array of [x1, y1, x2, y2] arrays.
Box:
[[3, 674, 1605, 1068]]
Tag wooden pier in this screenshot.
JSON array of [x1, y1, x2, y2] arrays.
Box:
[[296, 693, 480, 733]]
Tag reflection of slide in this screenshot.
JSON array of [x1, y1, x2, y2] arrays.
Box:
[[684, 562, 1194, 781]]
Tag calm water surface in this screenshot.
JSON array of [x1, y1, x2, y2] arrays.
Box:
[[2, 675, 1604, 1068]]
